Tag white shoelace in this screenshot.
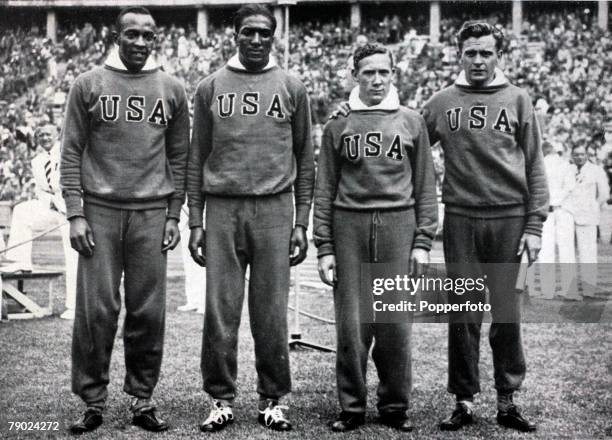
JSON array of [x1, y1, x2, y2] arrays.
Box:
[[261, 405, 289, 426], [203, 403, 233, 425]]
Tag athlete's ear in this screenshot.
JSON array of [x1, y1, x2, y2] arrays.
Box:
[[112, 30, 119, 45]]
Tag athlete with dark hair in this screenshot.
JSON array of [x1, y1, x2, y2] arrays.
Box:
[[187, 3, 314, 433], [422, 21, 548, 432], [61, 6, 189, 434], [315, 43, 437, 433]]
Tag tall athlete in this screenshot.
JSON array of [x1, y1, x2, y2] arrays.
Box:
[[315, 44, 437, 432], [60, 7, 189, 434], [187, 4, 314, 433], [422, 22, 548, 432]]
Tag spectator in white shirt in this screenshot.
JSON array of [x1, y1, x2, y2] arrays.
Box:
[[4, 123, 78, 319], [561, 144, 610, 298], [528, 141, 575, 299]]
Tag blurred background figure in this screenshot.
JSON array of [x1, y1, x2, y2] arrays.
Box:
[[527, 141, 574, 299], [178, 206, 205, 314], [4, 123, 77, 319], [562, 144, 610, 298]]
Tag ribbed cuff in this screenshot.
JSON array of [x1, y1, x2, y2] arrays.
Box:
[[295, 203, 310, 230], [65, 195, 84, 219], [167, 197, 182, 220], [413, 235, 433, 251], [317, 242, 335, 258], [189, 206, 204, 229], [523, 214, 543, 237]]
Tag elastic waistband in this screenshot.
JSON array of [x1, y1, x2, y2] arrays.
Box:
[[335, 205, 414, 214]]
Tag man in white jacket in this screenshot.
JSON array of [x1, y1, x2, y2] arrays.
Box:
[[4, 123, 78, 319], [562, 144, 609, 298], [528, 141, 575, 299]]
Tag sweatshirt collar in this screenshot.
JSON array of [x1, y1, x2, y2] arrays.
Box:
[[348, 84, 399, 111], [455, 67, 508, 88], [104, 46, 158, 72], [227, 53, 277, 72]]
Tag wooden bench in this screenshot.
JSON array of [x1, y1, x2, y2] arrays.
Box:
[[0, 269, 63, 320]]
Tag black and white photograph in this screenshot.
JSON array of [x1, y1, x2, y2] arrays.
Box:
[[0, 0, 610, 438]]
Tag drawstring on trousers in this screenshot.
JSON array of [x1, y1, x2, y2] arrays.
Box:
[[370, 211, 382, 262]]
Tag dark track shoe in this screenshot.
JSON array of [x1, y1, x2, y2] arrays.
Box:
[[132, 408, 169, 432], [69, 408, 103, 434], [330, 412, 365, 432], [440, 403, 474, 431], [379, 412, 414, 432], [497, 405, 536, 432]]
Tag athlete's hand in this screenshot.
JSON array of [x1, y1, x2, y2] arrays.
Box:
[[69, 216, 95, 257], [329, 101, 351, 120], [289, 225, 308, 266], [189, 227, 206, 267], [517, 232, 541, 266], [318, 254, 337, 287], [162, 218, 180, 252], [410, 248, 430, 278]]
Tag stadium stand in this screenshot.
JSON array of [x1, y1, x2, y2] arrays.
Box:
[[0, 2, 611, 205]]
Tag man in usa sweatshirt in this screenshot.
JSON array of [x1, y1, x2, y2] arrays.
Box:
[[314, 43, 437, 433], [422, 22, 548, 433], [186, 4, 314, 433], [60, 7, 189, 434]]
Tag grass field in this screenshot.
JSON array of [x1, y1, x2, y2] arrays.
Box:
[[1, 226, 611, 439]]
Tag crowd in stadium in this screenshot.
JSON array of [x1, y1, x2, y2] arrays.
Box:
[[1, 6, 612, 204]]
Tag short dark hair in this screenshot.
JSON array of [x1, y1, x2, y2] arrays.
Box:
[[353, 43, 393, 72], [571, 143, 586, 153], [116, 6, 154, 33], [233, 4, 276, 34], [456, 21, 504, 52]]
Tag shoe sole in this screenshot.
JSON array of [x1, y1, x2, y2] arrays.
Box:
[[200, 419, 234, 432], [258, 420, 292, 431], [440, 419, 474, 431], [497, 419, 536, 432], [132, 422, 169, 432]]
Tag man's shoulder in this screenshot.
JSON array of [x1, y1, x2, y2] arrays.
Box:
[[398, 105, 425, 123], [280, 70, 308, 93], [423, 84, 457, 108], [323, 114, 348, 134], [194, 66, 228, 94], [502, 81, 532, 101], [156, 69, 185, 88], [73, 65, 105, 84]]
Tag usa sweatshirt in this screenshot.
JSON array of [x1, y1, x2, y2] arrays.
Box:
[[422, 69, 549, 236], [60, 48, 190, 220], [314, 86, 438, 257], [187, 55, 315, 229]]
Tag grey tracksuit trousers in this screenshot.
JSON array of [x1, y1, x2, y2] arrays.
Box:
[[443, 212, 526, 397], [202, 193, 293, 401], [333, 208, 415, 415], [71, 203, 168, 407]]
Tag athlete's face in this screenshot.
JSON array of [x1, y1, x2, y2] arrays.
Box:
[[235, 15, 274, 72], [572, 146, 587, 168], [354, 52, 394, 107], [115, 12, 156, 73], [36, 125, 58, 152], [459, 34, 501, 87]]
